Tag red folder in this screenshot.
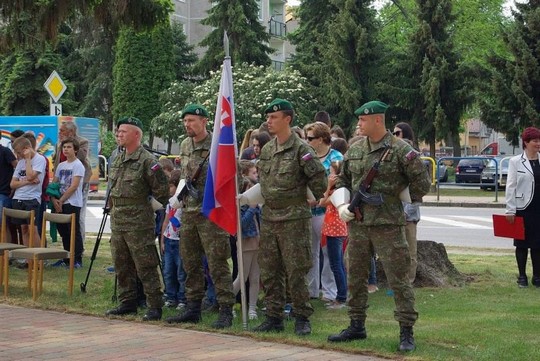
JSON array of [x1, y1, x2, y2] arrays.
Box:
[[492, 214, 525, 240]]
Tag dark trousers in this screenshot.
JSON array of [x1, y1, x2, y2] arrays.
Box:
[[56, 203, 83, 263]]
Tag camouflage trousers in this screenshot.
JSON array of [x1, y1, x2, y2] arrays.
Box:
[[180, 211, 234, 306], [259, 218, 314, 319], [347, 224, 418, 326], [110, 228, 163, 308]]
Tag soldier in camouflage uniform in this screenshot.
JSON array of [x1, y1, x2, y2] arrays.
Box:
[[165, 104, 235, 329], [241, 98, 327, 336], [327, 101, 431, 351], [105, 117, 169, 322]]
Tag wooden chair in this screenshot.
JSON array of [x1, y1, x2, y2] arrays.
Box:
[[4, 211, 76, 300], [0, 208, 31, 288]]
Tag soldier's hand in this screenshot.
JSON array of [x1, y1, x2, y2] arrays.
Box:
[[337, 204, 355, 222]]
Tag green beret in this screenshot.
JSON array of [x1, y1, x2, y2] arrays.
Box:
[[264, 98, 294, 114], [117, 116, 143, 130], [181, 104, 209, 119], [354, 100, 389, 116]]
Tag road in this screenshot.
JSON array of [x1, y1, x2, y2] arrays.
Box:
[[85, 200, 511, 250]]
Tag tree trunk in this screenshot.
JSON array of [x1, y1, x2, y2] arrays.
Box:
[[375, 240, 468, 288]]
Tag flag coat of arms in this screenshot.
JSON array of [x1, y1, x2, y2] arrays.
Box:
[[202, 57, 238, 235]]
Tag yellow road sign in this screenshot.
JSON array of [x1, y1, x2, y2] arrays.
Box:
[[44, 70, 67, 102]]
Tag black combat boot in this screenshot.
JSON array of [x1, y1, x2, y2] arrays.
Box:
[[142, 308, 162, 321], [105, 303, 138, 316], [212, 305, 233, 329], [327, 319, 367, 342], [517, 276, 528, 288], [294, 316, 311, 336], [399, 325, 416, 352], [253, 316, 285, 332], [165, 300, 202, 324]]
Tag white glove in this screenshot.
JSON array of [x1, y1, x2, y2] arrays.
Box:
[[169, 195, 183, 209], [337, 204, 355, 222]]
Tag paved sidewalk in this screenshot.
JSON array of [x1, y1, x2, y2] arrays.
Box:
[[0, 304, 384, 361]]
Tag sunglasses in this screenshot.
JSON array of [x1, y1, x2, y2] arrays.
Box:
[[393, 130, 402, 136], [307, 136, 318, 141]]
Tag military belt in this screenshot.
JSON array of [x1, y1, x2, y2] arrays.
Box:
[[111, 197, 147, 207], [265, 196, 306, 209]]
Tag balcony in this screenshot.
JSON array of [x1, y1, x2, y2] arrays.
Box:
[[268, 18, 286, 38]]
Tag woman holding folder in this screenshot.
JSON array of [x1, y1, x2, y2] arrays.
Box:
[[505, 127, 540, 288]]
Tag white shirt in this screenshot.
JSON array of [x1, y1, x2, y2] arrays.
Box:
[[55, 158, 85, 207], [12, 154, 46, 202]]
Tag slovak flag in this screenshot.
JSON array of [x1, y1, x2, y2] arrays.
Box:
[[202, 56, 238, 235]]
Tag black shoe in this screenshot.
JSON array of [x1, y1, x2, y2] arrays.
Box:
[[253, 316, 284, 332], [532, 276, 540, 287], [399, 326, 415, 351], [517, 276, 528, 288], [294, 317, 311, 336], [328, 320, 367, 342], [166, 301, 202, 324], [142, 308, 162, 321], [212, 305, 233, 329], [105, 303, 138, 316]]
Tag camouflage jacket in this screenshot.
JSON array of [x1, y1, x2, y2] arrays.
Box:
[[258, 133, 327, 222], [109, 145, 169, 231], [336, 131, 431, 226], [179, 133, 212, 213]]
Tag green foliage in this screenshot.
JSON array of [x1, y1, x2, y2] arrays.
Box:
[[0, 0, 172, 48], [479, 1, 540, 136], [196, 0, 272, 74], [156, 63, 318, 144], [318, 0, 381, 129], [100, 129, 117, 159], [0, 47, 61, 115], [170, 21, 197, 81], [112, 22, 175, 133]]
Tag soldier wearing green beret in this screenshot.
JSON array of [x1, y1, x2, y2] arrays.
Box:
[[240, 98, 327, 335], [165, 104, 235, 329], [327, 101, 431, 351], [105, 117, 169, 321]]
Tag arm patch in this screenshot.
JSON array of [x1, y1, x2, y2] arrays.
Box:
[[150, 163, 161, 172], [405, 150, 418, 161]]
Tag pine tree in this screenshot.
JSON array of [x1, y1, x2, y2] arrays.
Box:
[[196, 0, 272, 74], [479, 0, 540, 139], [112, 22, 175, 140], [318, 0, 381, 128], [171, 21, 197, 81]]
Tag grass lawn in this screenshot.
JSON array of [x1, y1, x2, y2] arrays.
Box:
[[2, 235, 537, 361]]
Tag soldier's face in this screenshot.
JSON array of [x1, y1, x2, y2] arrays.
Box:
[[358, 115, 377, 137], [183, 115, 207, 138], [266, 112, 290, 135], [116, 124, 137, 147]]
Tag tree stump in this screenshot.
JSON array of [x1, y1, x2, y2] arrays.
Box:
[[375, 240, 467, 288]]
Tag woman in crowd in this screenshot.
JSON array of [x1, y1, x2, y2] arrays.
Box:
[[505, 127, 540, 288]]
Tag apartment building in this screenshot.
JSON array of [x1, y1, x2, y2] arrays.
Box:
[[171, 0, 294, 70]]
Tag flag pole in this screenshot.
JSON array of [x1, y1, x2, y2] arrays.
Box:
[[224, 30, 248, 330]]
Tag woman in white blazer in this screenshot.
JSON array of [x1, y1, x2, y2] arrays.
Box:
[[505, 127, 540, 288]]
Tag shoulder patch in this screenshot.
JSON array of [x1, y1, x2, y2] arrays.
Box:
[[405, 150, 418, 161], [150, 163, 161, 172], [301, 153, 313, 162]]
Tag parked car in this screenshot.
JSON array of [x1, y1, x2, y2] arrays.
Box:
[[455, 158, 488, 183], [423, 158, 448, 182], [480, 156, 510, 190]]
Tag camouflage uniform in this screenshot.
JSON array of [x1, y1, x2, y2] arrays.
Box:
[[109, 145, 169, 309], [257, 134, 327, 319], [336, 131, 431, 326], [179, 133, 235, 306]]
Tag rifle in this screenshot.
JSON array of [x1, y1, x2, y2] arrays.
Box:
[[348, 143, 392, 221], [176, 153, 210, 201]]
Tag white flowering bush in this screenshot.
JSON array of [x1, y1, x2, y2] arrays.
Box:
[[153, 63, 319, 144]]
